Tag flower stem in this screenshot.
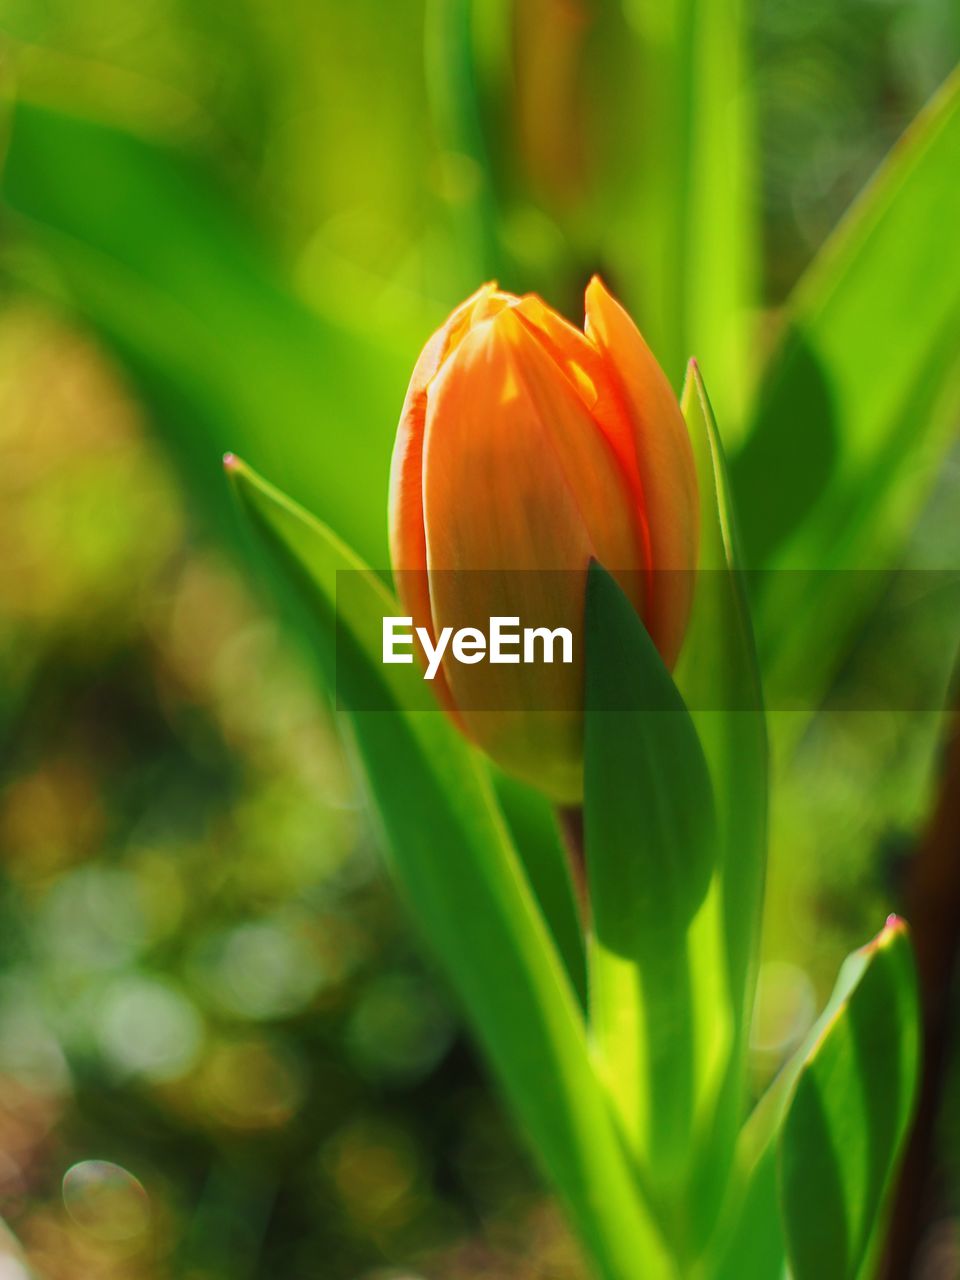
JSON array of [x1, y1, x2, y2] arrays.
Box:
[[557, 805, 589, 924]]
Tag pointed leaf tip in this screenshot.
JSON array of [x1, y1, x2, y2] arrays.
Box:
[[873, 914, 910, 950]]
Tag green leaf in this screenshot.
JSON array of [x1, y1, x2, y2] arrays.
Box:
[[583, 562, 724, 1255], [709, 1139, 785, 1280], [228, 459, 674, 1280], [0, 100, 409, 566], [779, 918, 920, 1280], [733, 69, 960, 705], [675, 361, 768, 1246], [709, 917, 920, 1280], [678, 361, 767, 1034]]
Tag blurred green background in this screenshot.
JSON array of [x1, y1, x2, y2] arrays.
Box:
[[0, 1, 958, 1277]]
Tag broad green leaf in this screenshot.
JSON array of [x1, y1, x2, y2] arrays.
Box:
[[0, 100, 409, 566], [228, 460, 674, 1280], [675, 361, 768, 1247], [584, 562, 727, 1255], [709, 917, 919, 1280], [779, 919, 920, 1280], [733, 68, 960, 705]]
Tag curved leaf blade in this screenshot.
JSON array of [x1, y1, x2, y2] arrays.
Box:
[[731, 71, 960, 732], [228, 460, 673, 1280], [734, 67, 960, 574], [709, 917, 920, 1280], [779, 919, 920, 1280], [678, 361, 767, 1038]]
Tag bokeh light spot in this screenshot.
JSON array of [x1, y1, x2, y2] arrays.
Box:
[[62, 1159, 151, 1242], [0, 1257, 32, 1280], [324, 1119, 421, 1231], [98, 975, 204, 1082], [346, 972, 456, 1086], [192, 916, 325, 1021], [196, 1037, 305, 1131]]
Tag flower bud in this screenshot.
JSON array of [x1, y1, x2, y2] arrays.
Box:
[[389, 277, 698, 801]]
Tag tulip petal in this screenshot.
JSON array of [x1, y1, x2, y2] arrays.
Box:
[[423, 306, 644, 585], [585, 276, 700, 666], [389, 282, 502, 582], [420, 307, 644, 800], [389, 284, 508, 709], [513, 293, 604, 411], [514, 293, 655, 592]]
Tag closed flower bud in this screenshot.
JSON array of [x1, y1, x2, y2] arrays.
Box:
[[389, 277, 698, 802]]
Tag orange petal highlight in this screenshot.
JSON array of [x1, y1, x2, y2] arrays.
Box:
[[584, 275, 699, 665], [420, 307, 641, 800], [389, 284, 509, 709]]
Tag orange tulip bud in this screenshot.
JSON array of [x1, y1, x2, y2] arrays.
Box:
[[388, 277, 698, 802]]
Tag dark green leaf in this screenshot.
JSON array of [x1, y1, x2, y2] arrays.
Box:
[[584, 561, 720, 1247]]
